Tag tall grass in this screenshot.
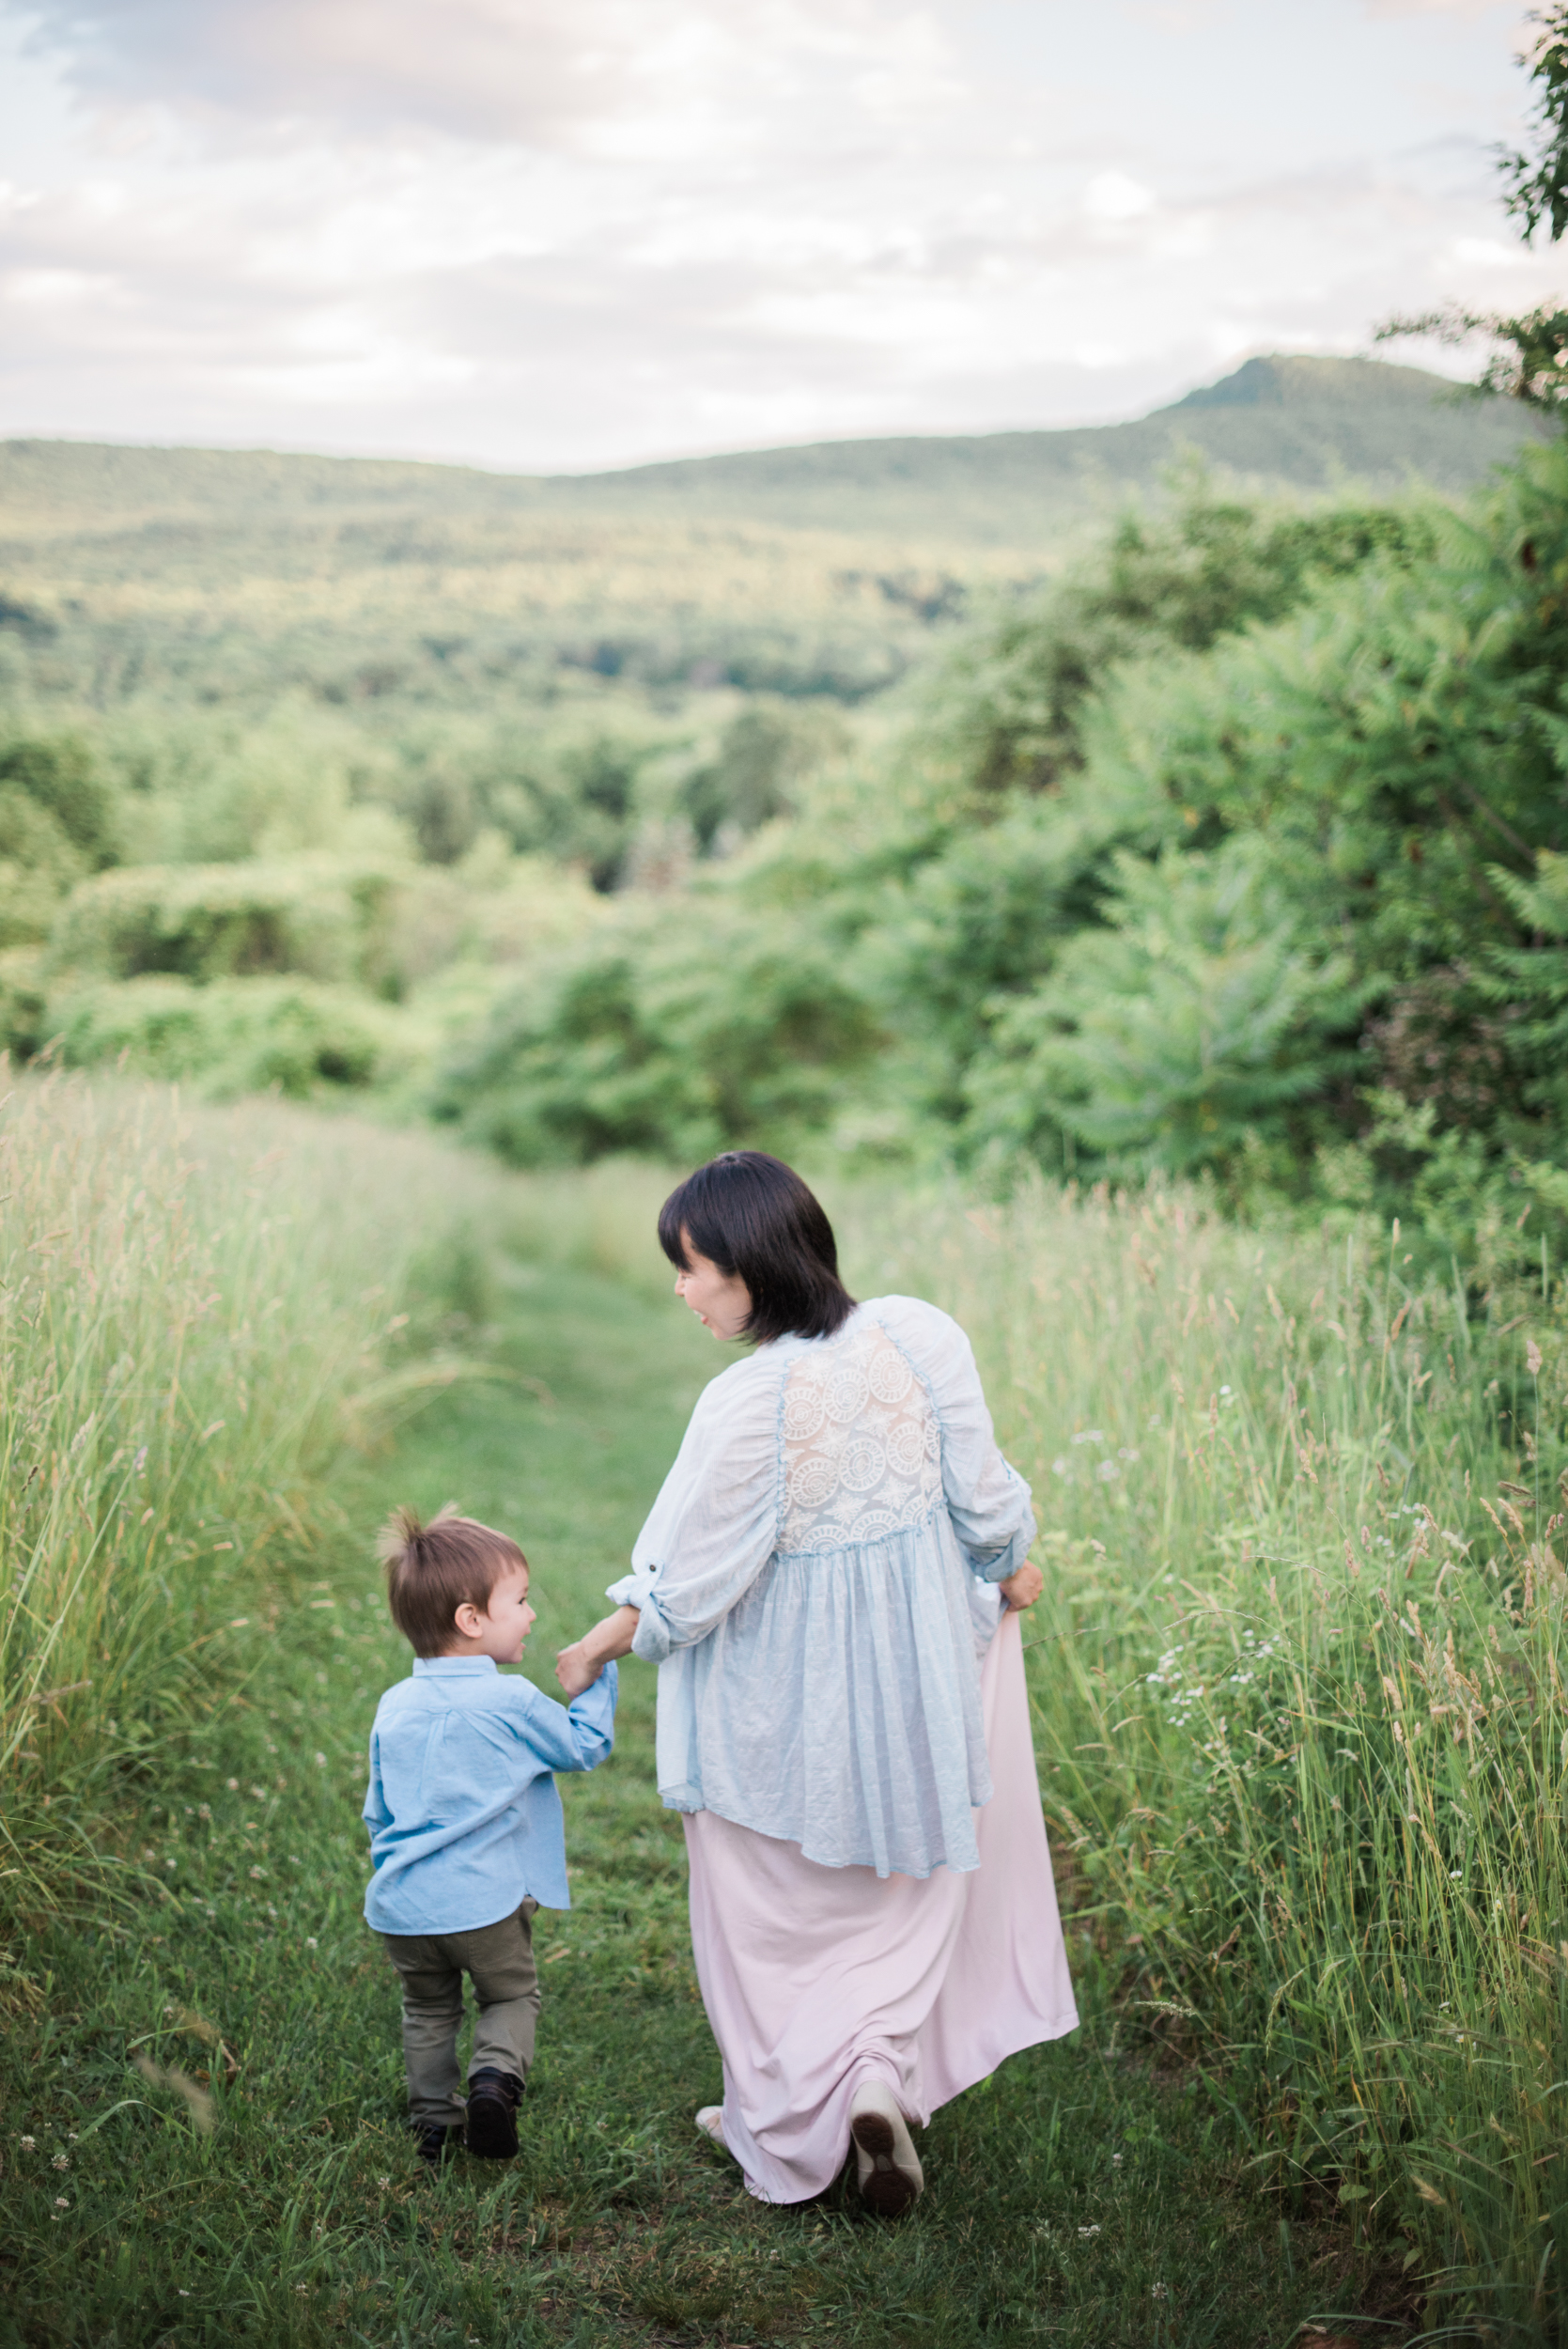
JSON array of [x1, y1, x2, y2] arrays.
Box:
[[375, 1157, 1566, 2313], [0, 1071, 512, 1911], [831, 1177, 1563, 2329], [10, 1103, 1566, 2320]]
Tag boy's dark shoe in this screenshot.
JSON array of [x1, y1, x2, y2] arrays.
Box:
[[465, 2068, 522, 2159], [412, 2121, 462, 2168]]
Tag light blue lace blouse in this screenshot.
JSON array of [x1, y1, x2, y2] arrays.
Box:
[[605, 1295, 1035, 1878]]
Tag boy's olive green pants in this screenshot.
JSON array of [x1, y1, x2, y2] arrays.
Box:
[[380, 1900, 539, 2129]]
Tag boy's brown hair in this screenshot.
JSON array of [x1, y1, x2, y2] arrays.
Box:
[[378, 1503, 527, 1657]]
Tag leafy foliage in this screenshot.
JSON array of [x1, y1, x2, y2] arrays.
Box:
[[1378, 10, 1568, 413], [926, 487, 1438, 802], [679, 702, 849, 856], [1499, 3, 1568, 245], [427, 436, 1568, 1270], [49, 972, 406, 1097], [8, 391, 1568, 1266], [49, 856, 403, 991], [433, 902, 884, 1166], [887, 447, 1568, 1220], [1377, 300, 1568, 412], [0, 732, 118, 946], [964, 843, 1360, 1177]]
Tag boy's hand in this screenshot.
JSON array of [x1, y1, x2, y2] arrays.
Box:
[[555, 1605, 639, 1698], [554, 1642, 599, 1698]]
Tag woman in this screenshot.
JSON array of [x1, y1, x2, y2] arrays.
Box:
[[556, 1151, 1077, 2213]]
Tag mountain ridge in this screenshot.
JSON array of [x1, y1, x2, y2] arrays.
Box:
[[0, 355, 1546, 552]]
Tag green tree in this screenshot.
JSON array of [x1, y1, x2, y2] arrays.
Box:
[[1380, 9, 1568, 408], [1500, 4, 1568, 244], [924, 487, 1436, 805], [0, 731, 119, 946], [431, 901, 883, 1166], [680, 703, 846, 856], [961, 844, 1358, 1179]]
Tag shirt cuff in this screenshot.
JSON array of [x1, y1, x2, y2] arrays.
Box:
[[568, 1659, 618, 1723], [968, 1511, 1037, 1583], [605, 1566, 675, 1661], [629, 1602, 673, 1664]]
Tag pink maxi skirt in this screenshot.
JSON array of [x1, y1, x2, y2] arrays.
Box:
[[682, 1608, 1079, 2204]]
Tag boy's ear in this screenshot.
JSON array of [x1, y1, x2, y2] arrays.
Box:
[[451, 1598, 483, 1641]]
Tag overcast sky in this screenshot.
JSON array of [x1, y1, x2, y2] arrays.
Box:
[[1, 0, 1563, 472]]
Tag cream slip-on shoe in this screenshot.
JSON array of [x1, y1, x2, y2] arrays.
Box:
[[848, 2081, 924, 2217], [694, 2105, 729, 2152]]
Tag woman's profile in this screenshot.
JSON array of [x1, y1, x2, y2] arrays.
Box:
[[557, 1149, 1078, 2212]]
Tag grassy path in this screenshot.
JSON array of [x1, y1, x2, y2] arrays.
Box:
[[2, 1255, 1393, 2347]]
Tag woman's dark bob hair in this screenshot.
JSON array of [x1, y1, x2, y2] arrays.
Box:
[[658, 1152, 856, 1345]]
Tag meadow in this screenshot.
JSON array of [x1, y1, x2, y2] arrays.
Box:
[[2, 1077, 1563, 2341]]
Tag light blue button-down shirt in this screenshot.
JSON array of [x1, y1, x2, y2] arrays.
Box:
[[362, 1656, 617, 1936]]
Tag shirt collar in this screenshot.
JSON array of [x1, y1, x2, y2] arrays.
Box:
[[411, 1655, 500, 1675]]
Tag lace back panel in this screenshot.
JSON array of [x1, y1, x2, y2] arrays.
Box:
[[778, 1319, 940, 1554]]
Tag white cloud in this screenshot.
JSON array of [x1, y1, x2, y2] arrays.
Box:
[[6, 266, 115, 305], [0, 0, 1561, 467], [1084, 172, 1156, 222], [1362, 2, 1521, 19], [1452, 233, 1531, 265], [16, 0, 946, 148]]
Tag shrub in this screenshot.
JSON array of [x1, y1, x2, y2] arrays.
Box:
[[48, 972, 408, 1097], [833, 443, 1568, 1213], [964, 842, 1361, 1178], [47, 855, 402, 992], [0, 947, 48, 1059], [0, 731, 119, 946], [680, 701, 849, 855], [924, 483, 1439, 803], [433, 901, 884, 1164]]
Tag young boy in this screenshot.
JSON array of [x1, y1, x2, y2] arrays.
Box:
[[364, 1504, 616, 2165]]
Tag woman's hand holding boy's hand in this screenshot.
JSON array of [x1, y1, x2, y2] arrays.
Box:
[[998, 1561, 1043, 1611], [555, 1603, 641, 1698], [554, 1641, 598, 1698]]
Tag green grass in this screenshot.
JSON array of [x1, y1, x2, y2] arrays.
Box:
[[0, 1244, 1407, 2348], [0, 1078, 523, 1913]]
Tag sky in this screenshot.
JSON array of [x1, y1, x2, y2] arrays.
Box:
[[1, 0, 1565, 473]]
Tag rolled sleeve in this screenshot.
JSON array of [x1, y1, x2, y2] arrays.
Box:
[[962, 1472, 1036, 1582], [602, 1565, 673, 1660], [604, 1563, 658, 1611], [630, 1600, 675, 1665]]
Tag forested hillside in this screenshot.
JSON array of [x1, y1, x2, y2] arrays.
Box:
[[433, 441, 1568, 1284], [0, 351, 1560, 1271]]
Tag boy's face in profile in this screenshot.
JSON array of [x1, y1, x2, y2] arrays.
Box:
[[449, 1560, 536, 1665]]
